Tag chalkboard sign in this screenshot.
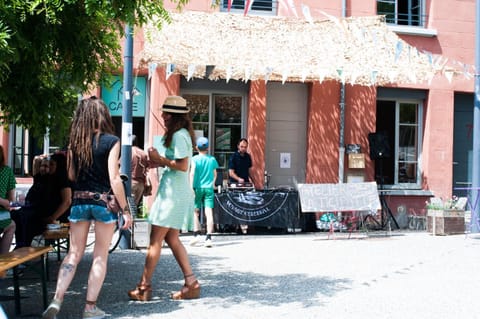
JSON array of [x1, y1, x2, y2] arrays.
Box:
[[297, 182, 381, 213]]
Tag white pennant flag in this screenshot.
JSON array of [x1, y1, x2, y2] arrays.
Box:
[[148, 63, 157, 80], [444, 69, 454, 83], [370, 70, 378, 85], [264, 67, 273, 83], [350, 71, 360, 84], [337, 68, 345, 84], [244, 67, 251, 83], [282, 70, 289, 84], [301, 69, 308, 82], [318, 69, 326, 83], [187, 64, 196, 81], [226, 66, 233, 83], [286, 0, 298, 18], [388, 70, 397, 83], [301, 4, 313, 24], [244, 0, 253, 16], [165, 63, 174, 80]]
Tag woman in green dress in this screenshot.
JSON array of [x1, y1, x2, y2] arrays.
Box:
[[0, 145, 16, 254], [128, 95, 199, 301]]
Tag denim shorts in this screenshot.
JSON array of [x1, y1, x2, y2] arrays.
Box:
[[69, 204, 118, 224]]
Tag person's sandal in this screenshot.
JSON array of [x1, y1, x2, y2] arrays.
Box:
[[171, 274, 201, 300], [128, 283, 152, 301]]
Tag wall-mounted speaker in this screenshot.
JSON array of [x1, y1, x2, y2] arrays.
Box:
[[368, 132, 391, 160]]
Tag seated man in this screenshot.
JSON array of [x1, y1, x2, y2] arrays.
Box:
[[12, 153, 72, 248]]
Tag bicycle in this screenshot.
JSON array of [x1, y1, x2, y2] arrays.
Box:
[[85, 174, 137, 253]]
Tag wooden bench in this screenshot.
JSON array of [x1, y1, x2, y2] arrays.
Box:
[[0, 246, 52, 315], [43, 226, 70, 261]]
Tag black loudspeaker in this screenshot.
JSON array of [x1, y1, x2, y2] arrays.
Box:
[[368, 132, 391, 160]]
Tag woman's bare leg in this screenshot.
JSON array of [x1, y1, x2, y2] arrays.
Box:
[[165, 229, 197, 285], [84, 221, 115, 311], [53, 221, 90, 302], [139, 225, 168, 285]]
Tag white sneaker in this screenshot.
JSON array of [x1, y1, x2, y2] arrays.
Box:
[[83, 305, 105, 319], [204, 238, 213, 248], [189, 236, 201, 246], [42, 299, 62, 319]]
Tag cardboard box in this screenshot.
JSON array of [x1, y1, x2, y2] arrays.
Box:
[[348, 153, 365, 169]]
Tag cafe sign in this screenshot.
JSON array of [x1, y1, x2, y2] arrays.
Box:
[[101, 75, 146, 117]]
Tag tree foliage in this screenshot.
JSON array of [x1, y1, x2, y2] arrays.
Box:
[[0, 0, 190, 142]]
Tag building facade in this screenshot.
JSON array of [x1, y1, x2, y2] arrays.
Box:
[[3, 0, 476, 227]]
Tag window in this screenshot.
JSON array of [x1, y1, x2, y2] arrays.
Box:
[[375, 99, 423, 188], [184, 93, 244, 169], [377, 0, 425, 27], [221, 0, 278, 15]]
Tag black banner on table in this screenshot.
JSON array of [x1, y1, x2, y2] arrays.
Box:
[[214, 190, 299, 229]]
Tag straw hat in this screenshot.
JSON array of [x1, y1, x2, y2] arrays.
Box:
[[160, 96, 189, 113]]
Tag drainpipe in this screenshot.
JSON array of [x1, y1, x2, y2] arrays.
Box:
[[338, 0, 347, 183], [471, 0, 480, 232]]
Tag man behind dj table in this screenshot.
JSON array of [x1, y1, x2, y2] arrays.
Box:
[[228, 138, 255, 234], [228, 138, 255, 187]]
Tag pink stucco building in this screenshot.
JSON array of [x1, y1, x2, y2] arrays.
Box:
[[3, 1, 476, 229]]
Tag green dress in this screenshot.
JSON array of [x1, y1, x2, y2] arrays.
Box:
[[0, 165, 16, 229], [148, 128, 194, 230]]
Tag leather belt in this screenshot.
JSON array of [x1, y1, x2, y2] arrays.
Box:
[[73, 191, 113, 202]]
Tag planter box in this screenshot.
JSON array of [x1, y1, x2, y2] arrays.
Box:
[[427, 209, 465, 235]]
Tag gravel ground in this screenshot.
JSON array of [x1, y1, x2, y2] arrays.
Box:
[[2, 230, 480, 319]]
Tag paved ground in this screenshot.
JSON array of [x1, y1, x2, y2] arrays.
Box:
[[1, 229, 480, 319]]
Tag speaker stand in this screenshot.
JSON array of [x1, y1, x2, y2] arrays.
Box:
[[363, 158, 399, 230]]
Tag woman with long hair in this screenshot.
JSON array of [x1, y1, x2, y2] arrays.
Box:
[[43, 96, 132, 319], [128, 95, 200, 301]]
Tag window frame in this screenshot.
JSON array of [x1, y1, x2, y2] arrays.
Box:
[[220, 0, 278, 16], [182, 91, 247, 170], [377, 98, 424, 190], [377, 0, 426, 28]]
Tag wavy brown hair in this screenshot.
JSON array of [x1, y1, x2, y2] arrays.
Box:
[[68, 96, 115, 178], [163, 113, 195, 149], [0, 145, 5, 167]]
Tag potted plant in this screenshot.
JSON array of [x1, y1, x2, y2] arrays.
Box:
[[426, 196, 466, 235]]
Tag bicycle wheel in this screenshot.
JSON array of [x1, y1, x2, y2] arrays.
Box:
[[108, 225, 122, 253]]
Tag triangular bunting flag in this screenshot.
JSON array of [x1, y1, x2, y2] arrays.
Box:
[[244, 0, 253, 16], [265, 67, 273, 83], [148, 63, 157, 80], [301, 4, 313, 23], [165, 63, 174, 80], [226, 66, 233, 83], [187, 64, 195, 81], [395, 41, 403, 62], [244, 67, 251, 82], [370, 70, 378, 85], [282, 70, 288, 84], [444, 69, 454, 83]]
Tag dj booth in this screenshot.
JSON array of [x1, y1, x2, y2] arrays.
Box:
[[214, 185, 303, 230]]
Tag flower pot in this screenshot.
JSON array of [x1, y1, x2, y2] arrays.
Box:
[[427, 209, 465, 235]]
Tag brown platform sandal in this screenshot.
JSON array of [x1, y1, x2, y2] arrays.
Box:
[[128, 283, 152, 301], [172, 274, 201, 300]]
